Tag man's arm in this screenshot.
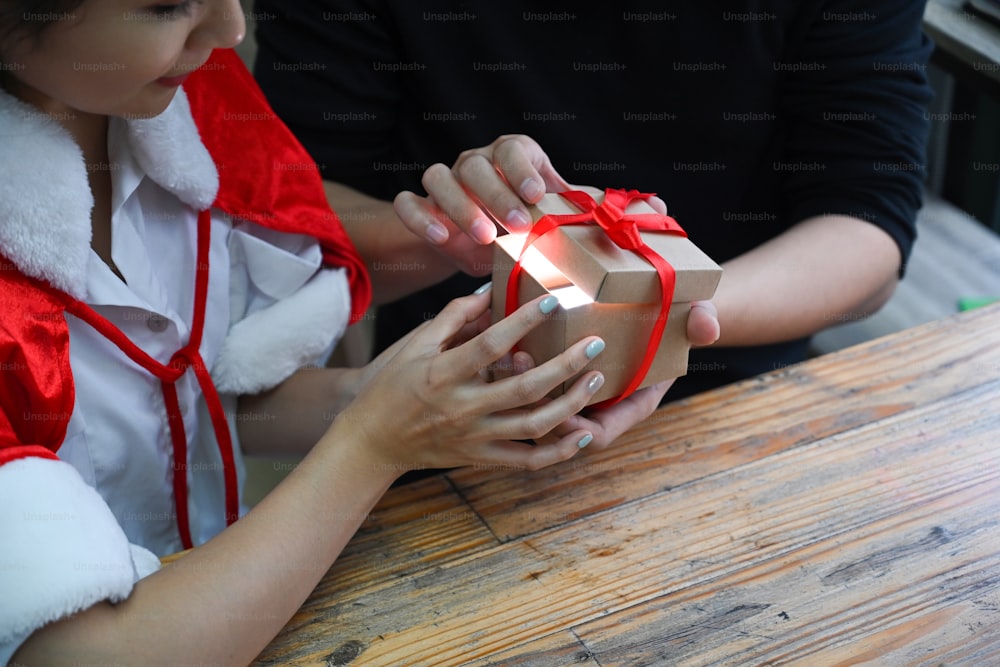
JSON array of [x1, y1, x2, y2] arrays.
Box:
[[713, 214, 901, 347], [323, 181, 469, 305]]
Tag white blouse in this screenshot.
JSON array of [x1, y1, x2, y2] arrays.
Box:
[[57, 116, 350, 556]]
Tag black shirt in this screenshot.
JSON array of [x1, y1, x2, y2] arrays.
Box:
[[253, 0, 933, 399]]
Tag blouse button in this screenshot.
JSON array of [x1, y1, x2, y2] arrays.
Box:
[[146, 314, 169, 333]]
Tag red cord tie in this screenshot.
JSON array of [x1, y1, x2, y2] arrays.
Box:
[[505, 188, 688, 407], [64, 210, 238, 550]]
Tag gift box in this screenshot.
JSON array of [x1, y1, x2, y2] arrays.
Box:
[[491, 186, 722, 406]]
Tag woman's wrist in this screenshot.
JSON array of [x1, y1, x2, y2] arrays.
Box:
[[314, 412, 402, 488]]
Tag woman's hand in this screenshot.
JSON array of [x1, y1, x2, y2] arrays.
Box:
[[334, 286, 608, 472]]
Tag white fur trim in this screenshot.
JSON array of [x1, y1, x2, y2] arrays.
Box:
[[0, 88, 217, 297], [127, 90, 218, 211], [0, 91, 93, 298], [129, 543, 163, 579], [212, 267, 350, 394], [0, 456, 158, 647]]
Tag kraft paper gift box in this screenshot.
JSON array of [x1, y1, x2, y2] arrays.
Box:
[[491, 186, 722, 406]]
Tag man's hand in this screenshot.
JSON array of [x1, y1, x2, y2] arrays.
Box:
[[392, 134, 571, 275], [532, 300, 720, 450]]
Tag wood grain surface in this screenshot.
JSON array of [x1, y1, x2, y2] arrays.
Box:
[[246, 303, 1000, 666]]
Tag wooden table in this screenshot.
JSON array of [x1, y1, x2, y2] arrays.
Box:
[[253, 303, 1000, 666]]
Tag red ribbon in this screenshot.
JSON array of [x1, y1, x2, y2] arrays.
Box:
[[505, 188, 687, 407]]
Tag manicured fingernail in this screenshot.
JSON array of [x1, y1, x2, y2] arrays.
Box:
[[539, 295, 559, 314], [585, 339, 605, 359], [474, 281, 492, 295], [426, 223, 448, 245], [587, 373, 604, 393], [471, 218, 496, 244], [520, 178, 543, 201], [577, 433, 593, 449], [505, 209, 532, 231]]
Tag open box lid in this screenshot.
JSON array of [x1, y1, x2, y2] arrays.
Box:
[[525, 187, 722, 304]]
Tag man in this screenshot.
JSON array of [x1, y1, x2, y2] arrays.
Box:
[[253, 0, 933, 400]]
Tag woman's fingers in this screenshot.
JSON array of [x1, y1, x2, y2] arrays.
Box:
[[357, 283, 612, 469], [482, 333, 605, 413], [426, 292, 562, 378], [417, 295, 608, 440], [483, 364, 605, 443], [473, 429, 593, 472]]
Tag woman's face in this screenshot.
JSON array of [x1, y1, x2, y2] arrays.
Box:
[[0, 0, 245, 118]]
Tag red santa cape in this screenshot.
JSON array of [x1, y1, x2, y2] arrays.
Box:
[[185, 48, 371, 315]]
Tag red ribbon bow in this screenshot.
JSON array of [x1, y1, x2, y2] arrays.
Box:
[[505, 188, 687, 407]]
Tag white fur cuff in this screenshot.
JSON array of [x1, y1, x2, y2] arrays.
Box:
[[211, 267, 351, 395], [0, 457, 157, 652]]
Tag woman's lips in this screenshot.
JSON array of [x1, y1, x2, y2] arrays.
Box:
[[156, 72, 191, 87]]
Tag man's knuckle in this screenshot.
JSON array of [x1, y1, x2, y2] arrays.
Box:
[[422, 163, 449, 188], [497, 133, 523, 146], [456, 153, 490, 180], [454, 158, 476, 181], [455, 148, 479, 165]]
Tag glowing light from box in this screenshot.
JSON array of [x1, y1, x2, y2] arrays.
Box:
[[514, 238, 594, 310], [549, 285, 593, 310]]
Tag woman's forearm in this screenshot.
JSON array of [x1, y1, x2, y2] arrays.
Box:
[[12, 423, 397, 667]]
